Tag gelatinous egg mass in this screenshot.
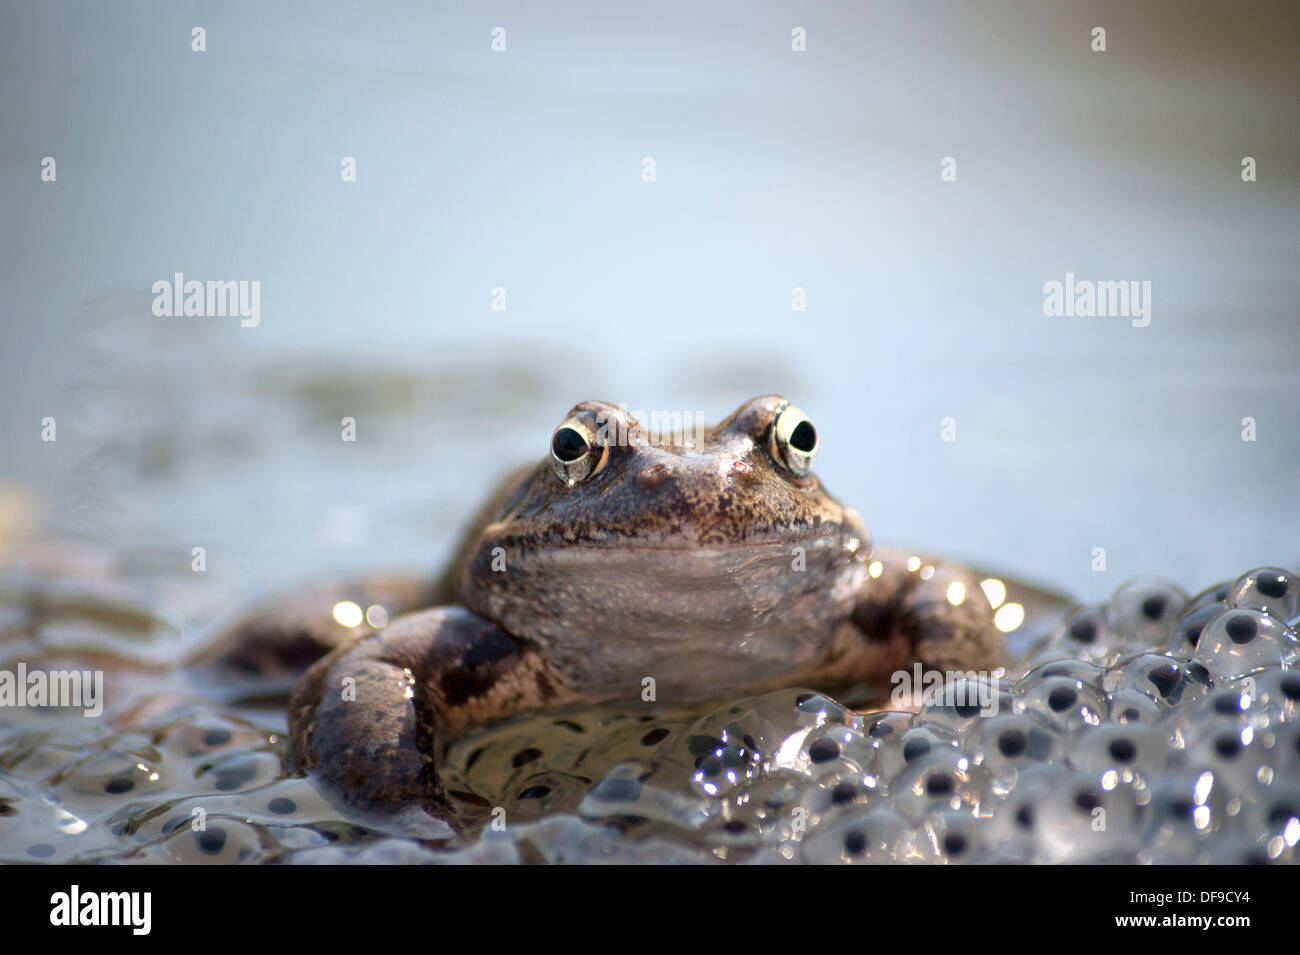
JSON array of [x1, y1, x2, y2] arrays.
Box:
[[2, 567, 1298, 863]]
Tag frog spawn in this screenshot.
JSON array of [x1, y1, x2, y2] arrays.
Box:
[[5, 566, 1300, 864], [415, 565, 1300, 864]]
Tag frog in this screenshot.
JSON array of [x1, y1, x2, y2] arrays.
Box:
[[199, 395, 1061, 837]]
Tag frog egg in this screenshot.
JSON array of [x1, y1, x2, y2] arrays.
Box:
[[787, 769, 880, 835], [687, 691, 808, 764], [725, 771, 807, 841], [1191, 608, 1300, 680], [1102, 651, 1213, 708], [1030, 769, 1142, 863], [915, 675, 1013, 736], [581, 762, 653, 816], [1106, 688, 1164, 725], [1260, 722, 1300, 777], [873, 723, 960, 782], [1186, 579, 1234, 611], [815, 771, 881, 814], [1241, 789, 1300, 852], [984, 764, 1088, 861], [1106, 579, 1188, 647], [922, 808, 991, 864], [964, 713, 1059, 788], [802, 807, 933, 864], [888, 747, 991, 823], [199, 751, 282, 794], [1032, 605, 1117, 666], [700, 810, 765, 848], [57, 747, 170, 803], [690, 738, 761, 797], [1165, 601, 1226, 659], [1227, 566, 1300, 625], [1139, 769, 1232, 856], [776, 722, 875, 780], [1192, 681, 1277, 734], [159, 818, 268, 863], [862, 710, 914, 743], [790, 691, 853, 728], [782, 782, 885, 854], [502, 770, 591, 820], [1021, 657, 1107, 688], [1013, 674, 1106, 734], [1242, 669, 1300, 726], [1067, 724, 1169, 791], [1173, 721, 1269, 799], [521, 813, 717, 865]]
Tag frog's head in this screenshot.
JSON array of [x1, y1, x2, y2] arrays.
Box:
[[456, 396, 870, 689]]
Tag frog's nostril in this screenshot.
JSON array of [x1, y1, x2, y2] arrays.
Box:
[[635, 464, 671, 489]]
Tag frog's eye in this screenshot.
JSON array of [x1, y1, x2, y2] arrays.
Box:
[[550, 418, 608, 485], [770, 405, 818, 477]]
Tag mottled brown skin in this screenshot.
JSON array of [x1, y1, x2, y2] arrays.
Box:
[[233, 396, 1005, 835]]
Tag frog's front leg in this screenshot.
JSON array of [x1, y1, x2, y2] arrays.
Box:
[[287, 605, 566, 835], [851, 546, 1007, 677], [189, 574, 439, 687]]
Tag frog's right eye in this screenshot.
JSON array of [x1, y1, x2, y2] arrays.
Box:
[[550, 418, 608, 486], [769, 404, 818, 478]]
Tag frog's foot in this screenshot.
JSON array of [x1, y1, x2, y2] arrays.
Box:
[[852, 547, 1007, 678], [186, 574, 437, 696], [286, 605, 565, 837]]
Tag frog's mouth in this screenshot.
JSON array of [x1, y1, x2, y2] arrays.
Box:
[[515, 498, 869, 554], [549, 525, 862, 553]]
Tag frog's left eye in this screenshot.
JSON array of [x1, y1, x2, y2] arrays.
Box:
[[550, 417, 608, 486], [770, 405, 818, 477]]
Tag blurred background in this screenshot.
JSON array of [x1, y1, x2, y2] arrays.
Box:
[[1, 0, 1297, 620]]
